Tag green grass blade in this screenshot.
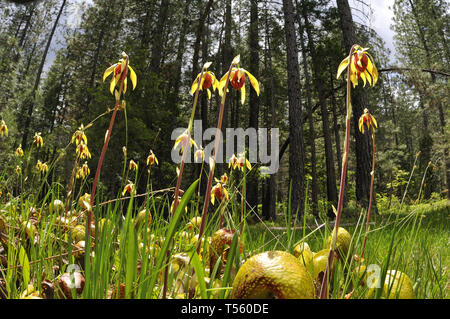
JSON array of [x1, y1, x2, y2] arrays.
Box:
[[125, 215, 138, 298], [219, 230, 239, 299], [18, 244, 30, 288], [190, 251, 207, 299], [287, 180, 292, 252], [147, 178, 199, 297]]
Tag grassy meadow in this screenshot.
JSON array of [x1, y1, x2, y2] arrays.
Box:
[[0, 167, 448, 299]]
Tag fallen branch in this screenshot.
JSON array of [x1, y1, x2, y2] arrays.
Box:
[[0, 248, 84, 272], [93, 187, 175, 208], [379, 67, 450, 77]]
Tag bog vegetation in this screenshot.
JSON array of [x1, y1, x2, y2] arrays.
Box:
[[0, 0, 448, 299]]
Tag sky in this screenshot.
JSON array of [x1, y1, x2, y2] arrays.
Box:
[[348, 0, 396, 55], [44, 0, 398, 73], [367, 0, 397, 54]]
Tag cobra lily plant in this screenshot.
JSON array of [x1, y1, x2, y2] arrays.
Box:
[[89, 52, 138, 231], [320, 45, 379, 299], [359, 108, 378, 258], [219, 61, 260, 104]]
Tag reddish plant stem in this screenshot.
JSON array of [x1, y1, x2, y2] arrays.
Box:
[[172, 70, 205, 214], [64, 156, 80, 218], [23, 143, 34, 192], [162, 157, 186, 299], [218, 201, 225, 229], [319, 44, 357, 299], [196, 62, 234, 255], [163, 69, 206, 299], [88, 81, 124, 231], [239, 165, 247, 236], [416, 161, 432, 203], [144, 168, 151, 209], [162, 250, 170, 299], [239, 188, 244, 235], [361, 132, 375, 258], [172, 159, 186, 213]]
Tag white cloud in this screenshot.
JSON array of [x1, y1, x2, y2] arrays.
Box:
[[369, 0, 396, 54]]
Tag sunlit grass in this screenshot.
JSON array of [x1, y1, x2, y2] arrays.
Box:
[[0, 171, 448, 299]]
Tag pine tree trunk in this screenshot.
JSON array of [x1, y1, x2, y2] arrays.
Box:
[[247, 0, 260, 213], [330, 72, 347, 205], [18, 3, 35, 48], [296, 4, 318, 216], [336, 0, 374, 208], [217, 0, 232, 177], [262, 7, 277, 221], [85, 0, 112, 110], [13, 6, 26, 40], [408, 0, 449, 198], [282, 0, 306, 217], [201, 23, 209, 129], [19, 41, 37, 84], [301, 4, 337, 216], [169, 1, 191, 106], [140, 0, 157, 48], [191, 0, 214, 191], [149, 0, 170, 75], [192, 0, 214, 79], [221, 0, 232, 135], [21, 0, 67, 148]]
